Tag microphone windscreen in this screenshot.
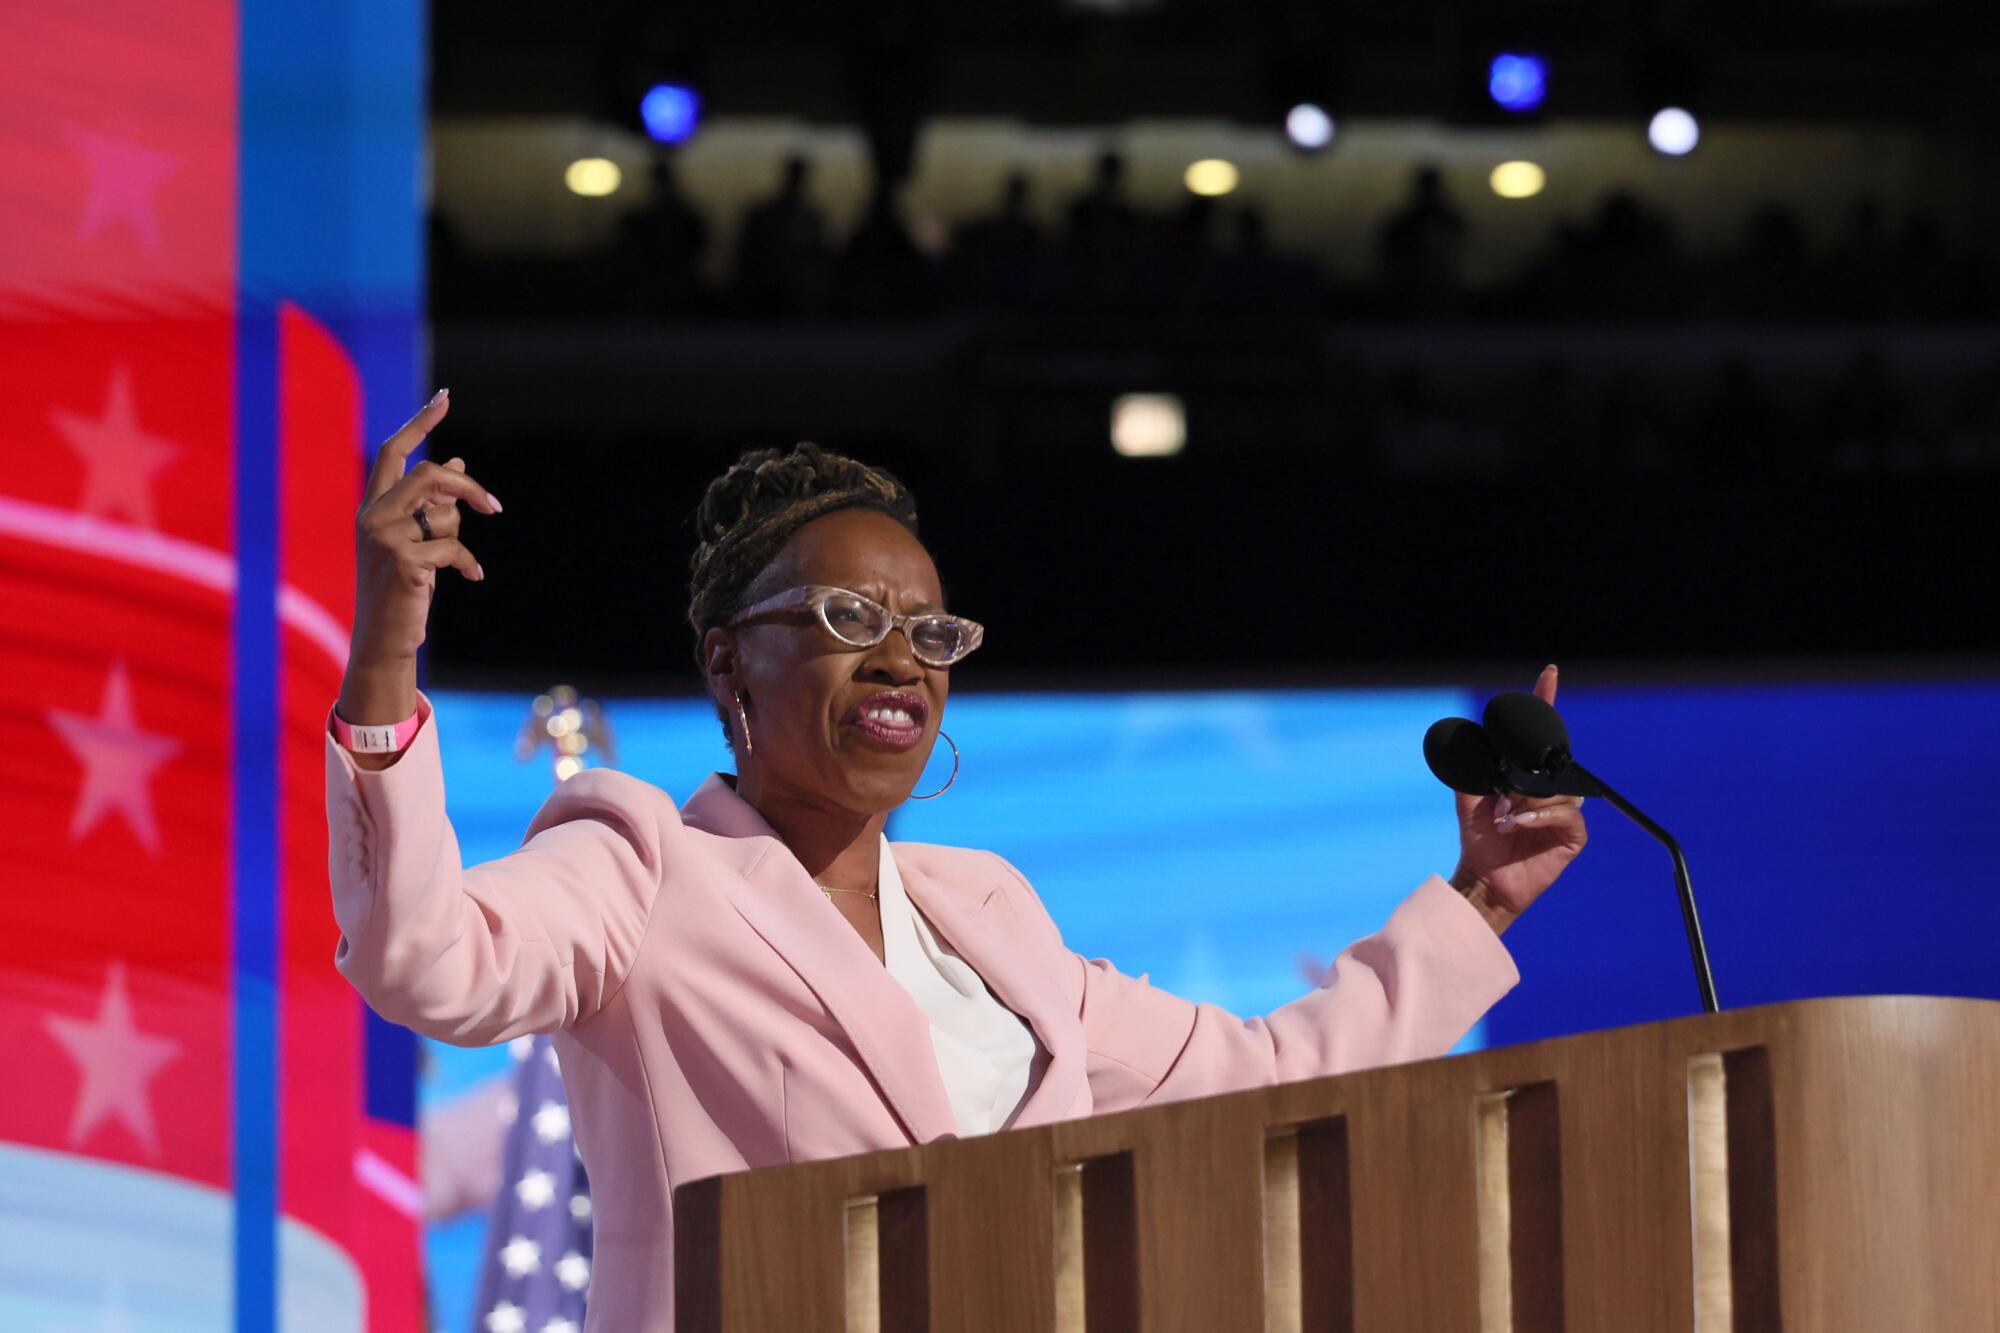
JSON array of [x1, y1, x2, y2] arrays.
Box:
[[1424, 717, 1503, 796], [1482, 690, 1572, 773]]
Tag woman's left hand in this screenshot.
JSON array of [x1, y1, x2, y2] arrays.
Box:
[[1448, 665, 1589, 935]]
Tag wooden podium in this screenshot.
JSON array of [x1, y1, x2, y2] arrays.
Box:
[[674, 997, 2000, 1331]]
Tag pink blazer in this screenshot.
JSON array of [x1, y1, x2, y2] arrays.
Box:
[[326, 703, 1519, 1331]]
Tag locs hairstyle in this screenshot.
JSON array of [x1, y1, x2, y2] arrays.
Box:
[[686, 442, 922, 671]]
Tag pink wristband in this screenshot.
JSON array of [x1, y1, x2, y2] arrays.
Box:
[[331, 707, 422, 754]]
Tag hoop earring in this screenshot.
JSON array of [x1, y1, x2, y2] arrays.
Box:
[[733, 689, 753, 756], [909, 730, 958, 800]]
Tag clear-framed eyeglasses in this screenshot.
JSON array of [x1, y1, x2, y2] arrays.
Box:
[[726, 584, 985, 668]]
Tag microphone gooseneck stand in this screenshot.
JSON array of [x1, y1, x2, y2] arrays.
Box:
[[1558, 759, 1720, 1014], [1442, 693, 1724, 1016]]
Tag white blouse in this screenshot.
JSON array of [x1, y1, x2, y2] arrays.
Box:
[[875, 836, 1048, 1136]]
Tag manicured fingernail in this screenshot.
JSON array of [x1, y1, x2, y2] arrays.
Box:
[[1546, 663, 1558, 674], [487, 493, 503, 512], [475, 562, 486, 580], [429, 388, 447, 406], [1495, 814, 1515, 831], [1494, 794, 1513, 819], [1515, 809, 1540, 825]]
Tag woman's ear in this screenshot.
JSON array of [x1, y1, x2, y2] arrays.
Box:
[[701, 627, 738, 703]]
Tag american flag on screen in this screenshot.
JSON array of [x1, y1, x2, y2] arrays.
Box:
[[471, 1036, 594, 1333], [0, 4, 421, 1329]]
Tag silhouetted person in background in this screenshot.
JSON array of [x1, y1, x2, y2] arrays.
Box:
[[1580, 188, 1682, 318], [1724, 203, 1812, 321], [1234, 205, 1269, 258], [616, 156, 711, 318], [734, 154, 832, 316], [1065, 151, 1142, 259], [838, 180, 930, 318], [1825, 195, 1895, 321], [1377, 165, 1467, 318], [954, 173, 1044, 265], [1163, 193, 1222, 259], [1894, 212, 1954, 321], [950, 172, 1045, 307]]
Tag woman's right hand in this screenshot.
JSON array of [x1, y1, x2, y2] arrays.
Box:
[[336, 390, 502, 734]]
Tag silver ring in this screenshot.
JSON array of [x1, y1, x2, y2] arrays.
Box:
[[413, 507, 433, 541]]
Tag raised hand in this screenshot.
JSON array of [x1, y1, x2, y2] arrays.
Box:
[[1447, 664, 1589, 934], [336, 390, 501, 740]]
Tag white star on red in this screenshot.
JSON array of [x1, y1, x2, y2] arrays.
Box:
[[46, 661, 181, 856], [63, 126, 178, 257], [49, 367, 183, 530], [41, 961, 181, 1156]]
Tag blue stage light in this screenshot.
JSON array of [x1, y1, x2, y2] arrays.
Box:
[[1488, 54, 1547, 113], [639, 83, 701, 144]]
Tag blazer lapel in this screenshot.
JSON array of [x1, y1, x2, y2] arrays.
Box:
[[680, 775, 960, 1146], [893, 850, 1089, 1132]]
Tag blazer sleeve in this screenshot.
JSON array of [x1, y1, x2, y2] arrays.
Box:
[[325, 695, 671, 1047], [991, 856, 1519, 1115]]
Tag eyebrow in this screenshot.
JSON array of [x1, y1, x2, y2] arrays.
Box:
[[849, 583, 945, 615]]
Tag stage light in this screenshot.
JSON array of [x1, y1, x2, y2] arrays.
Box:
[[639, 83, 702, 144], [1488, 53, 1547, 113], [565, 158, 623, 197], [1184, 159, 1240, 197], [1284, 103, 1336, 152], [1648, 107, 1700, 156], [1111, 394, 1186, 457], [1489, 161, 1546, 200]]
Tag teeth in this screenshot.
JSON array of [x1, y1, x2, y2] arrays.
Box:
[[862, 705, 916, 725]]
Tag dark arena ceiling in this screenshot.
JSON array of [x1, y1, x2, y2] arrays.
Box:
[[434, 0, 1998, 127]]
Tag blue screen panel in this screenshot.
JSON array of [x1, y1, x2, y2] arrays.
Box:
[[418, 678, 2000, 1326]]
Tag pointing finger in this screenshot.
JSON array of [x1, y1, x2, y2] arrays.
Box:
[[366, 388, 450, 504]]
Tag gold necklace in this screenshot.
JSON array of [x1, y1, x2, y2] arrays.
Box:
[[818, 883, 878, 903]]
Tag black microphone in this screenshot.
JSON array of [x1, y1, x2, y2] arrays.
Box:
[[1422, 713, 1592, 799], [1422, 716, 1506, 796], [1426, 692, 1721, 1014]]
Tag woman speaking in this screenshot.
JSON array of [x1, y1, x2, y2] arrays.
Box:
[[326, 392, 1588, 1330]]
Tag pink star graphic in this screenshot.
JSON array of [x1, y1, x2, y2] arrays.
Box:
[[41, 960, 182, 1157], [49, 367, 183, 530], [63, 126, 179, 258], [46, 661, 182, 856]]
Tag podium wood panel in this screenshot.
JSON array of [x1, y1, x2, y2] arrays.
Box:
[[675, 996, 2000, 1331]]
